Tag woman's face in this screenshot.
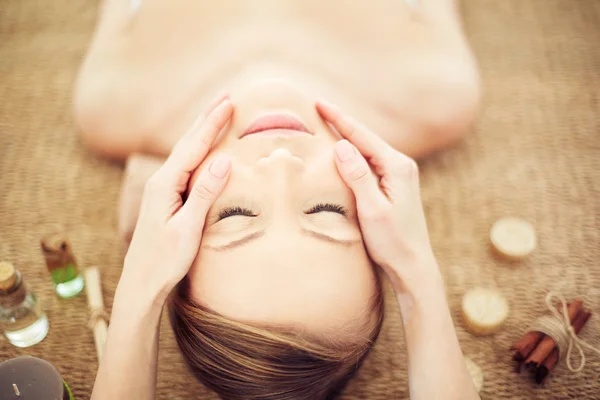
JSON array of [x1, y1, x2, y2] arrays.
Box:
[[188, 80, 378, 338]]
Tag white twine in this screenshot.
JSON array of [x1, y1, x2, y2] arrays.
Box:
[[88, 307, 109, 330]]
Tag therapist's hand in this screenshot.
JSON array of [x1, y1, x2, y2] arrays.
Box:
[[317, 100, 438, 292], [318, 100, 480, 400], [122, 95, 233, 301]]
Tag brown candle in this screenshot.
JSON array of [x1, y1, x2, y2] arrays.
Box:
[[0, 356, 73, 400]]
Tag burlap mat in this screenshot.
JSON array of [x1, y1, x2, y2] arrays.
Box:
[[1, 0, 599, 398]]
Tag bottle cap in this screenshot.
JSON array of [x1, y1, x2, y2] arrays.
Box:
[[0, 261, 18, 291], [41, 233, 71, 254], [41, 233, 77, 271]]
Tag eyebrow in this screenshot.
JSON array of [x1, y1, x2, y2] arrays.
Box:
[[203, 231, 265, 251], [300, 227, 361, 247], [203, 228, 360, 251]]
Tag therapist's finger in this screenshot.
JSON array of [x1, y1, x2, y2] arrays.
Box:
[[174, 154, 231, 237], [160, 99, 233, 190], [187, 92, 230, 134], [334, 140, 388, 212], [316, 99, 396, 174]]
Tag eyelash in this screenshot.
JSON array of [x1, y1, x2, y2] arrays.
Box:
[[217, 203, 347, 220], [218, 206, 256, 220], [305, 203, 348, 216]]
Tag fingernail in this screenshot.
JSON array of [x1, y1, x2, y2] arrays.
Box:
[[317, 99, 335, 109], [214, 91, 229, 101], [335, 140, 355, 162], [218, 99, 232, 110], [209, 154, 231, 178]]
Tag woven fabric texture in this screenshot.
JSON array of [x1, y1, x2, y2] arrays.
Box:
[[1, 0, 599, 399]]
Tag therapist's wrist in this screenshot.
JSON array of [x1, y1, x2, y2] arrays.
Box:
[[383, 249, 446, 307], [393, 264, 449, 327], [385, 249, 443, 295], [114, 269, 172, 315]]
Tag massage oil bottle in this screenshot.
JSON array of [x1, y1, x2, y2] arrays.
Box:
[[41, 234, 85, 298], [0, 261, 49, 347]]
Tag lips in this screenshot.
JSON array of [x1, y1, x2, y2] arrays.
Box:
[[242, 114, 310, 137]]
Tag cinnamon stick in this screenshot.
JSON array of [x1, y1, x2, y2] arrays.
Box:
[[535, 310, 592, 384], [524, 300, 584, 370], [511, 300, 583, 363], [511, 331, 545, 361]]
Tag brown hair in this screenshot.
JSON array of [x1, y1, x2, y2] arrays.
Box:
[[168, 275, 384, 400]]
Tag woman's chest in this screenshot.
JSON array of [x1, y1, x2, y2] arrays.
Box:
[[118, 0, 427, 109], [87, 0, 468, 154], [129, 0, 416, 58]]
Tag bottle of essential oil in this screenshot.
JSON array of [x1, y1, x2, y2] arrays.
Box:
[[0, 261, 49, 348], [41, 234, 85, 298]]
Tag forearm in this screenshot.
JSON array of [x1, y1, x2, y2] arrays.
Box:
[[88, 95, 232, 399], [91, 278, 165, 400], [396, 264, 479, 400]]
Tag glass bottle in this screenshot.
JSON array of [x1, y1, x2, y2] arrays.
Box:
[[41, 234, 85, 298], [0, 261, 49, 348]]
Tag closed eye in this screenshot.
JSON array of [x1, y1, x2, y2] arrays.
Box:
[[218, 206, 257, 220], [305, 203, 348, 216]]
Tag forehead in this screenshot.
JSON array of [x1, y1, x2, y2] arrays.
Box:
[[189, 233, 376, 335]]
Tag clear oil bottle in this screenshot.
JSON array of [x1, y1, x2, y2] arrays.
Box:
[[0, 261, 49, 347]]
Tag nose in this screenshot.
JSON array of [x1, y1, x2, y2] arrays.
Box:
[[255, 148, 304, 186], [257, 148, 304, 168], [268, 148, 301, 160], [255, 148, 304, 217]]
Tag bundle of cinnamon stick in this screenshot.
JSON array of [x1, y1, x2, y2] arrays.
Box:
[[510, 299, 592, 384]]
